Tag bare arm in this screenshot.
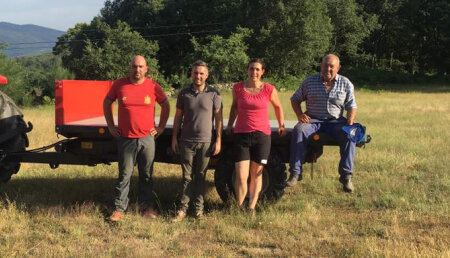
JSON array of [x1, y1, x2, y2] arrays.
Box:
[[291, 100, 310, 123], [171, 108, 183, 154], [270, 88, 285, 136], [151, 99, 170, 137], [103, 97, 120, 138], [346, 108, 357, 125], [213, 107, 223, 155], [226, 89, 238, 135]]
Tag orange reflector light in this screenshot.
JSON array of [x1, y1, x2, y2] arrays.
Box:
[[81, 142, 93, 149], [99, 128, 105, 134], [313, 134, 320, 141]]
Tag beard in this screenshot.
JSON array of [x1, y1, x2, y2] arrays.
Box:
[[193, 80, 204, 87]]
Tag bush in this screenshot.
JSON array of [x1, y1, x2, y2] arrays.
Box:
[[264, 74, 311, 91]]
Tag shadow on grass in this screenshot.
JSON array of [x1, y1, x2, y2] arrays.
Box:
[[0, 174, 221, 216]]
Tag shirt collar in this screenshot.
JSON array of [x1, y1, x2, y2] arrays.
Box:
[[190, 83, 209, 94]]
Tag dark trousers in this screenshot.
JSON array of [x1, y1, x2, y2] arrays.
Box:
[[178, 141, 211, 213], [289, 120, 356, 177], [114, 135, 155, 212]]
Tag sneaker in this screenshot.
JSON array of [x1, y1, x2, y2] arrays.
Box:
[[194, 211, 204, 219], [171, 210, 187, 222], [142, 207, 159, 219], [286, 173, 302, 187], [340, 174, 354, 193], [109, 210, 123, 222]]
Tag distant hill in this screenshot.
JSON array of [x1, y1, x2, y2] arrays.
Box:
[[0, 22, 65, 57]]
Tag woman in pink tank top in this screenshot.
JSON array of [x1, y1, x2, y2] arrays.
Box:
[[226, 58, 285, 213]]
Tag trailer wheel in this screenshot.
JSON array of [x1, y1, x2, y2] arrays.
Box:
[[263, 152, 287, 201], [214, 149, 235, 203], [0, 116, 29, 182], [214, 149, 287, 204]]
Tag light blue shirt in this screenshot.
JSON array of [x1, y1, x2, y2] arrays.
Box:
[[290, 74, 357, 119]]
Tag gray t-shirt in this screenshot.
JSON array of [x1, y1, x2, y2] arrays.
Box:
[[176, 84, 222, 143]]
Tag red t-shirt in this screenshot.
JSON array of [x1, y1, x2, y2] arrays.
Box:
[[233, 82, 274, 135], [107, 78, 167, 138]]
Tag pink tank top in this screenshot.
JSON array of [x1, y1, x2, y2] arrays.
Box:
[[233, 82, 274, 135]]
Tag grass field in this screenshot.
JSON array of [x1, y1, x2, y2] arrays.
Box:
[[1, 86, 449, 257]]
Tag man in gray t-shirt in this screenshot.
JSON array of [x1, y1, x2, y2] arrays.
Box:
[[171, 60, 222, 221]]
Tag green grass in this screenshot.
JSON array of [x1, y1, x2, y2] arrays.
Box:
[[1, 86, 449, 256]]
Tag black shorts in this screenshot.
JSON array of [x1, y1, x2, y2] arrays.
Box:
[[233, 131, 271, 164]]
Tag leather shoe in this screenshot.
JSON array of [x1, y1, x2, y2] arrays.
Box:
[[142, 207, 159, 219], [171, 210, 187, 222], [194, 211, 204, 219], [286, 173, 302, 187], [340, 174, 354, 193]]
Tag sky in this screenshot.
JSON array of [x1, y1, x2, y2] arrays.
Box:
[[1, 0, 106, 31]]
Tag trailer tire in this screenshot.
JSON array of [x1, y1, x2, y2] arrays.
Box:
[[0, 115, 29, 182], [214, 149, 235, 204], [214, 149, 287, 204]]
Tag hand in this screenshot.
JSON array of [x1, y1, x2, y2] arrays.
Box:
[[347, 119, 354, 125], [171, 139, 179, 154], [108, 126, 121, 138], [225, 126, 233, 135], [212, 141, 221, 156], [150, 126, 164, 137], [278, 126, 286, 136], [298, 113, 310, 123]]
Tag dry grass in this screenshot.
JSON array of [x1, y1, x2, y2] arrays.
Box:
[[1, 87, 449, 257]]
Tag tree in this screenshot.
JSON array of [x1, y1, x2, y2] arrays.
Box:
[[0, 53, 28, 105], [239, 0, 333, 76], [53, 18, 159, 80], [358, 0, 450, 75], [99, 0, 238, 77], [413, 0, 450, 74], [191, 27, 251, 83], [327, 0, 378, 66], [15, 54, 74, 102]]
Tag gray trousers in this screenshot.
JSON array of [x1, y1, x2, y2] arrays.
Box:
[[114, 134, 155, 212], [178, 141, 211, 213]]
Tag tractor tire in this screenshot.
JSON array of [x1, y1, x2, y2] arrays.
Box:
[[0, 115, 29, 182], [214, 148, 287, 204]]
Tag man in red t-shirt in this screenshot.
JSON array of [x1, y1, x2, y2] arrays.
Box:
[[103, 55, 170, 221]]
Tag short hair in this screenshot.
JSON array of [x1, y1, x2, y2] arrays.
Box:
[[192, 60, 208, 70], [247, 58, 265, 69], [129, 55, 147, 66], [322, 54, 340, 65]]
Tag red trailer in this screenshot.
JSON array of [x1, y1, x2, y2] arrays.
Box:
[[0, 79, 370, 202]]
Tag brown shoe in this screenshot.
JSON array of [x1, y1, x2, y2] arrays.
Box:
[[194, 211, 204, 219], [340, 174, 355, 193], [171, 210, 187, 222], [142, 207, 158, 219], [109, 210, 123, 222]]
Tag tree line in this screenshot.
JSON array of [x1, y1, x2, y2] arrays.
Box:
[[1, 0, 449, 106], [54, 0, 449, 84]]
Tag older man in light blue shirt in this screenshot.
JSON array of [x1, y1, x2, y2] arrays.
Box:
[[287, 54, 357, 192]]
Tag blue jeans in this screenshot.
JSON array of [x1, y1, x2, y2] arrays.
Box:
[[114, 134, 155, 212], [178, 142, 211, 213], [289, 119, 356, 177]]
